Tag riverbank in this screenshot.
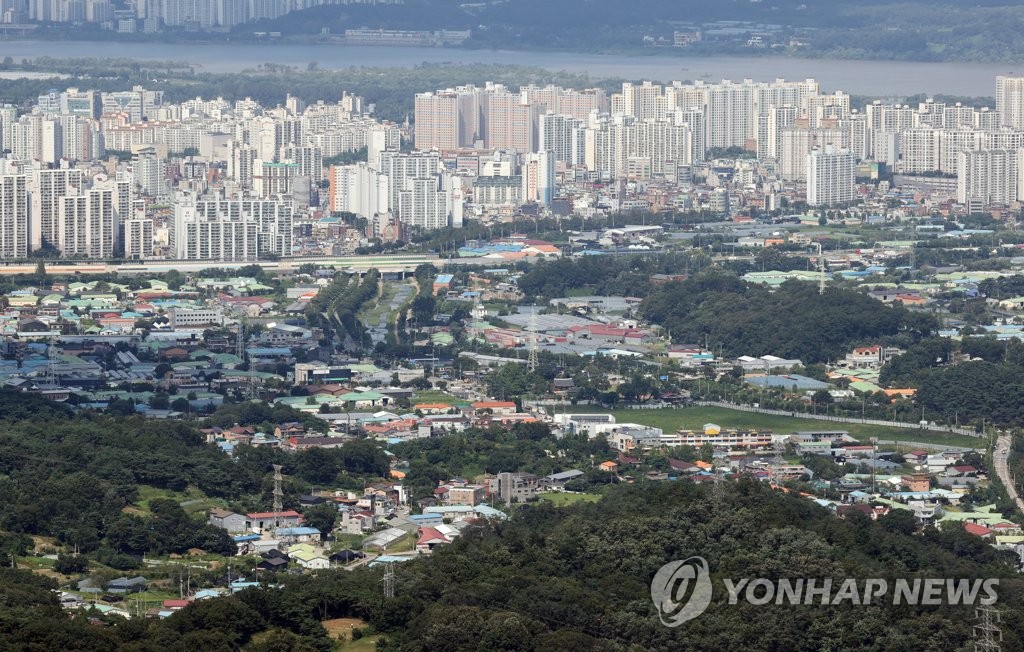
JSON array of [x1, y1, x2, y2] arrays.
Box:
[[0, 40, 1011, 96]]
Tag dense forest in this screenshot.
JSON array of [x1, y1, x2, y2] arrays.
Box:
[[2, 479, 1021, 650], [880, 336, 1024, 426], [0, 391, 389, 568], [639, 273, 937, 364]]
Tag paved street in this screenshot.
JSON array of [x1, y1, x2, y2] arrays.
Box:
[[993, 434, 1024, 513]]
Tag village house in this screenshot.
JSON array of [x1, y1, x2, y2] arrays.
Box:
[[246, 510, 303, 533], [208, 509, 247, 534]]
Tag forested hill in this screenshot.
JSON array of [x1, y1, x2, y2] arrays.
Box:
[[244, 0, 1024, 63], [2, 479, 1021, 650], [640, 273, 937, 364]]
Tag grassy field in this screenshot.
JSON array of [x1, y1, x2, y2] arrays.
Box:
[[357, 281, 397, 326], [331, 534, 365, 551], [538, 492, 602, 507], [134, 485, 225, 515], [559, 406, 983, 448], [412, 390, 461, 405]]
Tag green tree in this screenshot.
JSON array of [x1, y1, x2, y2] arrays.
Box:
[[301, 503, 337, 535]]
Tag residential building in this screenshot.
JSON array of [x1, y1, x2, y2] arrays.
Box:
[[0, 174, 29, 258], [957, 148, 1022, 205], [171, 195, 293, 261], [806, 145, 856, 206]]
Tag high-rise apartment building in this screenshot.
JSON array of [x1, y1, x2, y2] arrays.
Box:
[[996, 76, 1024, 129], [539, 113, 585, 166], [414, 91, 460, 151], [281, 144, 323, 183], [30, 168, 84, 251], [0, 175, 29, 259], [957, 149, 1021, 205], [521, 150, 555, 205], [132, 148, 166, 198], [172, 196, 293, 260], [328, 163, 389, 219], [806, 146, 856, 206], [124, 217, 154, 259]]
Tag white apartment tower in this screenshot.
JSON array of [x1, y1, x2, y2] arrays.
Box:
[[996, 76, 1024, 129], [957, 149, 1021, 206], [56, 175, 128, 258], [0, 175, 29, 258], [124, 218, 154, 259], [172, 196, 293, 261], [281, 144, 323, 183], [328, 163, 389, 219], [806, 146, 856, 206], [132, 149, 166, 198], [522, 150, 555, 205], [397, 177, 451, 232], [539, 113, 585, 166], [30, 168, 84, 251]]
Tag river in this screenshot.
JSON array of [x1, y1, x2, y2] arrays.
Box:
[[0, 39, 1017, 97]]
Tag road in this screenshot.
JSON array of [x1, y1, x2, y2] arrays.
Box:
[[993, 434, 1024, 514]]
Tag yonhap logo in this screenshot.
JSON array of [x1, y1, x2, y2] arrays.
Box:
[[650, 557, 999, 626], [650, 556, 713, 626]]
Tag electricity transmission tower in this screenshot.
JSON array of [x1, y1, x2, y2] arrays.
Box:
[[272, 464, 284, 513], [46, 334, 58, 385], [381, 562, 395, 599], [527, 310, 539, 372], [973, 605, 1001, 652]]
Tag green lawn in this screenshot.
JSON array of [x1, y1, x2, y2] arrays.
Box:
[[559, 406, 983, 449], [538, 492, 602, 507]]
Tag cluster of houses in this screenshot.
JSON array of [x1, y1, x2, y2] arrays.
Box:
[[203, 477, 515, 574], [0, 276, 326, 409]]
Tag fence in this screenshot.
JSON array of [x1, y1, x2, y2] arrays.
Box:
[[694, 401, 981, 438]]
